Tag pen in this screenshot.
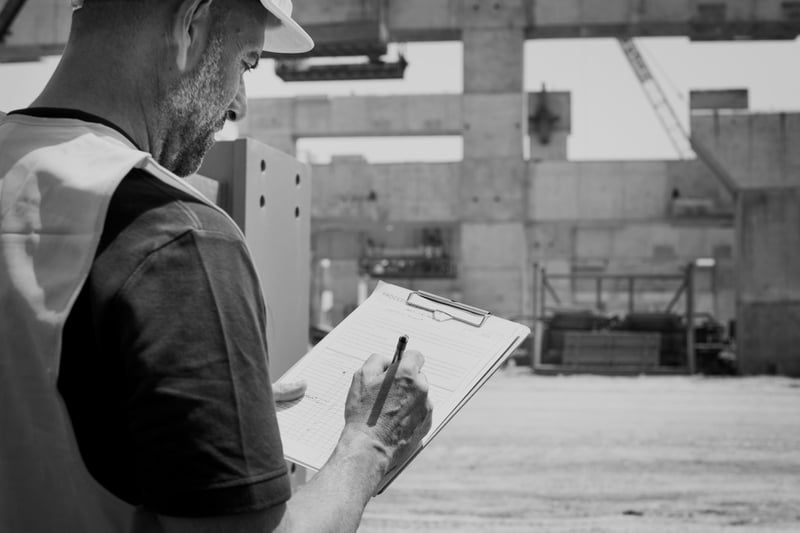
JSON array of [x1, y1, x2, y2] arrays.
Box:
[[368, 335, 410, 426], [392, 335, 408, 364]]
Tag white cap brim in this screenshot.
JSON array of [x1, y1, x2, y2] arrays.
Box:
[[260, 0, 314, 53]]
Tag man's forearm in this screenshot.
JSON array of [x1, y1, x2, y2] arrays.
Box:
[[157, 429, 389, 533], [279, 428, 390, 533]]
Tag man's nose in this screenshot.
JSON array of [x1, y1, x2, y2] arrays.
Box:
[[226, 82, 248, 122]]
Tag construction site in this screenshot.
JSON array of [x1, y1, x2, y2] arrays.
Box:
[[2, 0, 799, 531]]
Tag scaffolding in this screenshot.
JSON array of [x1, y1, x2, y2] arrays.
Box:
[[531, 263, 699, 375]]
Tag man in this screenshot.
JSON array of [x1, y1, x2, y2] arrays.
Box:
[[0, 1, 432, 532]]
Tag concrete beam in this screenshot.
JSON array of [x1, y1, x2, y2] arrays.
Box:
[[242, 92, 558, 147], [691, 111, 800, 189], [387, 0, 800, 41], [6, 0, 800, 62], [241, 94, 464, 140]]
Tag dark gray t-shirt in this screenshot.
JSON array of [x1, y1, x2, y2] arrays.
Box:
[[20, 108, 293, 517]]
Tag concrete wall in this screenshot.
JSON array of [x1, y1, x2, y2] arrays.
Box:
[[530, 160, 734, 220], [666, 159, 734, 209], [526, 158, 735, 320], [305, 151, 734, 321], [736, 187, 800, 376], [530, 161, 671, 221], [310, 157, 459, 222]]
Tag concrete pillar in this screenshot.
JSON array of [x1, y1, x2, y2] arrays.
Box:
[[736, 186, 800, 376], [530, 131, 568, 161], [239, 98, 296, 155], [459, 1, 526, 316], [713, 258, 737, 328]]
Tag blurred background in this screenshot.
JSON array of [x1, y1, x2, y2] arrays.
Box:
[[3, 2, 800, 531], [4, 0, 800, 377]]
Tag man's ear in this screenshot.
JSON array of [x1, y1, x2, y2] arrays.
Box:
[[172, 0, 215, 72]]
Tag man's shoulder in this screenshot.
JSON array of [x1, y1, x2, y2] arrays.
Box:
[[89, 168, 249, 325], [94, 168, 244, 287], [106, 168, 239, 243]]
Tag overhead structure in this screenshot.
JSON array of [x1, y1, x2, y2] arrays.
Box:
[[274, 55, 407, 82], [5, 0, 800, 62], [265, 0, 407, 82]]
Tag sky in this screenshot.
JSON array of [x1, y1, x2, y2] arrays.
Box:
[[1, 36, 798, 163]]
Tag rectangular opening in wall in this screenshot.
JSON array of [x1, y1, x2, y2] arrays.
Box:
[[296, 136, 463, 164]]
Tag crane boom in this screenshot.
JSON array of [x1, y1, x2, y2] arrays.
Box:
[[619, 38, 695, 160], [618, 38, 738, 195]]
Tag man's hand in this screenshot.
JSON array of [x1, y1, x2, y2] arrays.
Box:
[[272, 380, 307, 404], [342, 350, 433, 471]]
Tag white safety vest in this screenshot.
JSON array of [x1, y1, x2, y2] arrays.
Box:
[[0, 112, 215, 532]]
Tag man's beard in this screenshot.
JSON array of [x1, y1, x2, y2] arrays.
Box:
[[158, 35, 229, 177]]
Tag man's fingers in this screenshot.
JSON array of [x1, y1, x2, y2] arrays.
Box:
[[423, 399, 433, 434], [272, 380, 307, 403], [362, 352, 391, 378], [397, 349, 425, 376]]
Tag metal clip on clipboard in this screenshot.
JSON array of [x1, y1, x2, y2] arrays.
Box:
[[405, 290, 490, 327]]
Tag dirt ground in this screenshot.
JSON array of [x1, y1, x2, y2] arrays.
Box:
[[358, 367, 800, 532]]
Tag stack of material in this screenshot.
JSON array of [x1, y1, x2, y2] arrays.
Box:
[[561, 331, 661, 369]]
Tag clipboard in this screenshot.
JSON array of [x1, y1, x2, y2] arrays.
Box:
[[406, 290, 490, 328], [274, 282, 530, 496]]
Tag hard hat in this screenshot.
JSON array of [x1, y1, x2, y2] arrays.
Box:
[[69, 0, 314, 53]]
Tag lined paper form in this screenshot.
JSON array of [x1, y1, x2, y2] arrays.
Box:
[[275, 282, 530, 488]]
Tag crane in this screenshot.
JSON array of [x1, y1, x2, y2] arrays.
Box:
[[618, 38, 738, 195]]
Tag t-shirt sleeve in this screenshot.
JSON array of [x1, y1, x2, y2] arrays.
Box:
[[108, 227, 291, 516]]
